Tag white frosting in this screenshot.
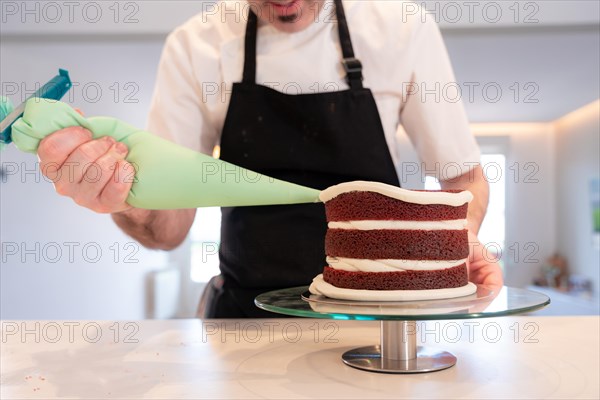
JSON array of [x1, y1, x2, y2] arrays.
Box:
[[326, 257, 467, 272], [309, 275, 477, 301], [319, 181, 473, 206], [328, 219, 467, 231]]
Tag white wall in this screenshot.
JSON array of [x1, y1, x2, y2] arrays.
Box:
[[554, 101, 600, 298], [442, 27, 600, 122]]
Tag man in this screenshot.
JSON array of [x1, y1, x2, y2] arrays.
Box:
[[37, 0, 503, 317]]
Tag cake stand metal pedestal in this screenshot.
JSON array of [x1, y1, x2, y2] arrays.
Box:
[[255, 285, 550, 374], [342, 321, 456, 373]]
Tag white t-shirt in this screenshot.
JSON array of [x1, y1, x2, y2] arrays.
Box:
[[147, 0, 480, 180]]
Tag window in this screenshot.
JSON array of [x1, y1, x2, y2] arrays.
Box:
[[478, 154, 506, 256]]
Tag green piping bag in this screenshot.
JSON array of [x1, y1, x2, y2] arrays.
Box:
[[11, 98, 322, 209]]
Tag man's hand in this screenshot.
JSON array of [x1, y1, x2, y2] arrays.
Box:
[[38, 126, 133, 214], [467, 231, 504, 289], [35, 109, 195, 250]]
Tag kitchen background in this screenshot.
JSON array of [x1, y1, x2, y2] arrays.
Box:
[[1, 0, 599, 319]]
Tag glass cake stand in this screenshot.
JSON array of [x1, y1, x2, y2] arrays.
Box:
[[255, 285, 550, 374]]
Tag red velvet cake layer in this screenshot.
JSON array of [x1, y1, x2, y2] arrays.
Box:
[[325, 191, 468, 222], [323, 264, 468, 290], [325, 229, 469, 260]]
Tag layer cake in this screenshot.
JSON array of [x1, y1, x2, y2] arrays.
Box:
[[309, 181, 478, 301]]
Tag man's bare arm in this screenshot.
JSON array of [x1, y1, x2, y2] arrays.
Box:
[[111, 208, 197, 250]]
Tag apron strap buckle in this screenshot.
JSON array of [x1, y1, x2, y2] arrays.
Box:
[[342, 58, 364, 89]]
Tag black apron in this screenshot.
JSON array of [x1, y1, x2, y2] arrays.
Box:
[[203, 0, 400, 318]]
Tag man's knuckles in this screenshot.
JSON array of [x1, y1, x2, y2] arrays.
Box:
[[38, 127, 93, 160], [72, 136, 115, 163]]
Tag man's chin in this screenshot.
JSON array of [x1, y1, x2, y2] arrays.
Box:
[[277, 14, 300, 23]]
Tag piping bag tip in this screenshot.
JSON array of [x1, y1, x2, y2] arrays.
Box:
[[1, 70, 72, 148]]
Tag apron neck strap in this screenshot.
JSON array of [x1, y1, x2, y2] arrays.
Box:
[[242, 10, 258, 85], [334, 0, 363, 89], [243, 0, 364, 90]]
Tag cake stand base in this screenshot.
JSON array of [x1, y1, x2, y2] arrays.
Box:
[[342, 345, 456, 373], [341, 321, 456, 374]]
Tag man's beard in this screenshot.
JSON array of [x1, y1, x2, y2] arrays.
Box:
[[278, 13, 300, 23]]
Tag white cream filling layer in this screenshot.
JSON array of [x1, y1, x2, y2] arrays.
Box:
[[328, 219, 467, 231], [319, 181, 473, 206], [326, 257, 467, 272], [309, 275, 477, 301]]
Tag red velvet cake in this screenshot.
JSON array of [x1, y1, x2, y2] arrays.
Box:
[[309, 181, 477, 301]]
